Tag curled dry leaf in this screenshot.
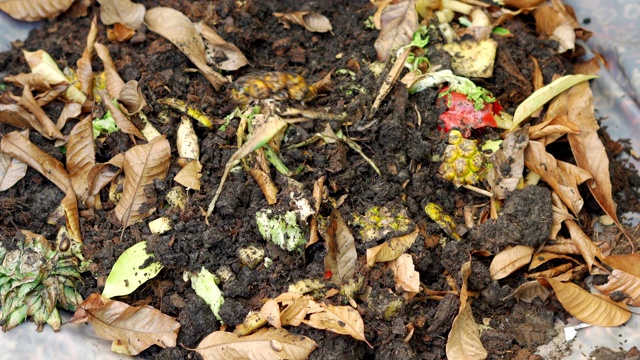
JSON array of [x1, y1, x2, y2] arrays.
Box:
[[69, 293, 180, 356], [529, 251, 579, 270], [306, 303, 371, 347], [57, 102, 82, 130], [114, 136, 170, 228], [95, 43, 126, 98], [489, 245, 534, 280], [374, 0, 418, 61], [97, 0, 146, 30], [324, 209, 357, 285], [76, 16, 98, 97], [107, 22, 137, 42], [12, 85, 64, 140], [23, 49, 86, 104], [195, 328, 317, 360], [543, 278, 631, 326], [487, 126, 529, 199], [273, 11, 333, 33], [174, 160, 202, 191], [387, 253, 420, 300], [3, 73, 51, 92], [594, 270, 640, 306], [526, 263, 574, 279], [600, 254, 640, 278], [511, 280, 552, 303], [366, 227, 419, 267], [98, 89, 146, 140], [196, 22, 249, 71], [118, 80, 147, 115], [0, 151, 27, 191], [259, 299, 282, 329], [67, 116, 96, 200], [565, 219, 600, 272], [86, 153, 124, 204], [0, 0, 75, 21], [445, 304, 488, 360], [249, 167, 278, 205], [144, 7, 228, 91]]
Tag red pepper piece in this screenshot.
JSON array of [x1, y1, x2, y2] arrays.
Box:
[[437, 87, 502, 137]]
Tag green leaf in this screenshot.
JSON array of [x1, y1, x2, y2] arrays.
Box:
[[102, 241, 163, 299], [511, 74, 598, 130], [187, 267, 224, 321], [492, 27, 511, 36]]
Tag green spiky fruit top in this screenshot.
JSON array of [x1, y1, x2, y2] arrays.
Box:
[[439, 130, 487, 187], [0, 230, 83, 332]]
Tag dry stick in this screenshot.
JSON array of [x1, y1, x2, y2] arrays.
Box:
[[462, 184, 493, 198]]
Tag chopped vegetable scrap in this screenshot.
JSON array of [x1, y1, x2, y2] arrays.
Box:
[[437, 86, 502, 137], [230, 71, 317, 106]]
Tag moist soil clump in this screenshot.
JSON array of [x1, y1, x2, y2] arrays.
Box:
[[1, 0, 639, 359]]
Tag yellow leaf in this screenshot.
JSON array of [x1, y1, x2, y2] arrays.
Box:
[[600, 254, 640, 278], [306, 303, 371, 347], [366, 227, 419, 267], [489, 245, 534, 280], [545, 278, 631, 326]]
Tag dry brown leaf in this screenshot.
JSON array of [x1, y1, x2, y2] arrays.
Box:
[[511, 281, 552, 303], [34, 83, 68, 108], [529, 251, 578, 270], [565, 219, 600, 272], [3, 73, 51, 92], [387, 253, 420, 300], [259, 299, 281, 329], [306, 303, 371, 346], [0, 102, 41, 132], [56, 102, 82, 130], [533, 0, 581, 52], [13, 85, 64, 140], [118, 80, 147, 115], [0, 130, 70, 192], [174, 159, 202, 191], [98, 89, 146, 140], [95, 43, 126, 98], [97, 0, 145, 30], [76, 16, 98, 97], [525, 140, 583, 216], [374, 0, 418, 61], [490, 245, 534, 280], [366, 227, 419, 267], [324, 209, 357, 285], [67, 116, 96, 200], [526, 263, 573, 279], [544, 277, 630, 326], [195, 22, 249, 71], [0, 151, 27, 191], [114, 136, 170, 228], [280, 296, 323, 327], [600, 254, 640, 278], [0, 0, 75, 21], [541, 236, 581, 255], [86, 153, 125, 203], [69, 293, 180, 356], [144, 7, 228, 91], [446, 301, 487, 360], [23, 49, 86, 104], [594, 270, 640, 306], [529, 115, 580, 144], [61, 190, 82, 243], [273, 11, 332, 33], [195, 327, 317, 360], [249, 167, 278, 205], [487, 126, 529, 199], [107, 22, 137, 42], [372, 47, 410, 118]]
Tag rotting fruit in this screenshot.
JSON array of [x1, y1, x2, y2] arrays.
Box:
[[0, 230, 83, 332], [439, 130, 487, 187], [230, 71, 317, 106]]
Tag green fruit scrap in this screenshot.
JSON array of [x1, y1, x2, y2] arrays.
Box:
[[439, 130, 487, 187], [0, 231, 83, 332], [255, 209, 306, 252]]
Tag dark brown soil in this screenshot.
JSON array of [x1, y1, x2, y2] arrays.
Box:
[[1, 0, 639, 359]]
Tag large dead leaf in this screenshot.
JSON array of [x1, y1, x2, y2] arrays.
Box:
[[306, 303, 371, 346], [195, 22, 249, 71], [144, 7, 228, 91], [273, 11, 333, 33], [98, 89, 146, 140], [23, 49, 86, 104], [114, 136, 170, 228], [373, 0, 418, 61], [511, 281, 552, 303], [565, 219, 600, 272], [0, 151, 27, 191], [366, 227, 419, 267], [487, 126, 529, 199], [445, 304, 488, 360], [69, 293, 180, 356], [525, 140, 584, 216], [594, 270, 640, 306], [600, 254, 640, 278], [94, 43, 126, 98], [544, 278, 630, 326], [0, 0, 75, 21], [490, 245, 534, 280], [195, 328, 317, 360], [0, 101, 42, 134], [3, 73, 51, 92], [387, 253, 420, 300], [324, 209, 357, 285], [11, 85, 64, 140], [0, 130, 70, 192], [67, 116, 96, 200], [97, 0, 146, 30]]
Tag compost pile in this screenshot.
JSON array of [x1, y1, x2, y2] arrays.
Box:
[[1, 0, 640, 359]]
